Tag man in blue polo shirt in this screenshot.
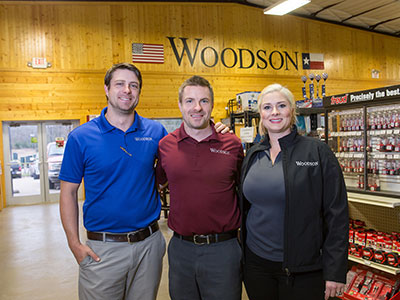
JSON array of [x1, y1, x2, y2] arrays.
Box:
[[59, 63, 167, 300]]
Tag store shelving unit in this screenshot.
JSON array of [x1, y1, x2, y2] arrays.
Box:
[[348, 255, 400, 275], [323, 84, 400, 277], [347, 192, 400, 208], [323, 85, 400, 198], [227, 98, 260, 151]]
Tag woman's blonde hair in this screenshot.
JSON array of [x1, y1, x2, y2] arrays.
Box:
[[258, 83, 297, 136]]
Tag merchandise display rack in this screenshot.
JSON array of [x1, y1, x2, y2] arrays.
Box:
[[348, 255, 400, 275], [320, 85, 400, 297], [227, 98, 260, 151], [322, 84, 400, 199], [347, 192, 400, 208]]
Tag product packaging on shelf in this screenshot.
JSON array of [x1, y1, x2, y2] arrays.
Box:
[[341, 265, 400, 300], [349, 219, 400, 270]]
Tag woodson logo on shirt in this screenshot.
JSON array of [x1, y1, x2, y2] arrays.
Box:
[[209, 148, 230, 155], [296, 161, 319, 167], [135, 137, 153, 141]]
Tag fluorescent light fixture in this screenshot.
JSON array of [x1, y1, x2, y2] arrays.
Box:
[[263, 0, 311, 16]]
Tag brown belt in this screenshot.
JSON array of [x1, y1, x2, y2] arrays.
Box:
[[87, 221, 159, 244], [173, 230, 238, 245]]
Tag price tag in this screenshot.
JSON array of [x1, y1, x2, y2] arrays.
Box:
[[387, 130, 393, 135], [394, 129, 400, 135], [240, 127, 255, 143]]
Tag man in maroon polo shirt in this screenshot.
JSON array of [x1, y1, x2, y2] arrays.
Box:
[[156, 75, 244, 300]]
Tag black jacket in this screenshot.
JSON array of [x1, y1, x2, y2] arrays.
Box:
[[240, 127, 349, 283]]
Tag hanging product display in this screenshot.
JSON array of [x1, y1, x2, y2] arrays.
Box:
[[323, 84, 400, 198]]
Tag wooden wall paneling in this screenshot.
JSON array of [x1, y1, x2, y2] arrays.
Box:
[[0, 4, 9, 67], [1, 1, 400, 206], [110, 5, 126, 64], [381, 36, 400, 80]]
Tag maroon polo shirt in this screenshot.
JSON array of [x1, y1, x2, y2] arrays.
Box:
[[156, 123, 244, 236]]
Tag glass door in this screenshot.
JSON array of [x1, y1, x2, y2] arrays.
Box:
[[3, 120, 81, 205], [327, 108, 365, 191], [366, 104, 400, 194]]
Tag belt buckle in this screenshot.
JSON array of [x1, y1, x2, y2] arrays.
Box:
[[193, 234, 209, 245], [127, 232, 137, 244]]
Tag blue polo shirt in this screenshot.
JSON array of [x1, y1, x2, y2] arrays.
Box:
[[59, 107, 167, 233]]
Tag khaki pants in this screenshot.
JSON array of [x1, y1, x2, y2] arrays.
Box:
[[79, 230, 166, 300]]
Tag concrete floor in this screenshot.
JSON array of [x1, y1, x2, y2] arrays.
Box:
[[0, 202, 249, 300]]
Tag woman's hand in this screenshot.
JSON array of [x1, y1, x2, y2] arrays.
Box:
[[325, 281, 345, 299]]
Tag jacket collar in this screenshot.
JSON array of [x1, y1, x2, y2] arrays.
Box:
[[260, 125, 298, 149]]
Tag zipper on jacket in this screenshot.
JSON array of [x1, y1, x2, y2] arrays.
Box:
[[284, 268, 292, 285], [281, 146, 290, 276]]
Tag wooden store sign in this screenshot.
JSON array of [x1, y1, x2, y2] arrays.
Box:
[[167, 37, 300, 71], [323, 85, 400, 108]]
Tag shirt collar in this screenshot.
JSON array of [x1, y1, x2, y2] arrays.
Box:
[[97, 107, 141, 134], [176, 121, 220, 143], [260, 125, 298, 148]]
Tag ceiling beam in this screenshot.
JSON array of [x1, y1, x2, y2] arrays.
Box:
[[311, 1, 345, 17], [341, 3, 394, 22]]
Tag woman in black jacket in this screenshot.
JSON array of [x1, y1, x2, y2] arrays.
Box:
[[240, 83, 349, 300]]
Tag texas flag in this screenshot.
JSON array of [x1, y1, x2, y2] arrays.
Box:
[[302, 53, 324, 70]]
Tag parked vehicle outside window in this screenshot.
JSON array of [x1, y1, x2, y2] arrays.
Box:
[[47, 142, 65, 189], [10, 160, 22, 178]]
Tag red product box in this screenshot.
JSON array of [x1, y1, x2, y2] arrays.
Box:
[[348, 274, 366, 295], [350, 243, 363, 257], [384, 237, 394, 252], [386, 252, 399, 267], [392, 232, 400, 239], [367, 280, 384, 299], [373, 250, 387, 265], [350, 228, 355, 243], [355, 229, 367, 246], [377, 234, 392, 250], [393, 240, 400, 254], [363, 248, 375, 261], [342, 266, 400, 300], [367, 231, 378, 249]]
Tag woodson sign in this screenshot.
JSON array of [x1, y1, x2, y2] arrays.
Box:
[[167, 37, 302, 71]]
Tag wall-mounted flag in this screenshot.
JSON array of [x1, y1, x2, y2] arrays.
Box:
[[302, 53, 324, 70], [132, 43, 164, 64]]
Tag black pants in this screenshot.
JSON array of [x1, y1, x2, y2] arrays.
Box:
[[243, 246, 325, 300]]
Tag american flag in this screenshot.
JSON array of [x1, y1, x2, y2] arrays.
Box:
[[132, 43, 164, 64]]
